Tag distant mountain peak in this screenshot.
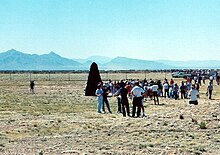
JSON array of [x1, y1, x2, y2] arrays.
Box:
[[0, 49, 84, 70], [49, 51, 57, 55], [73, 55, 112, 64], [6, 49, 21, 54], [47, 51, 61, 58]]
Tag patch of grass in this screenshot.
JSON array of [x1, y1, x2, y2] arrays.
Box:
[[199, 122, 207, 129], [149, 144, 154, 147], [39, 151, 43, 155], [163, 121, 168, 126], [139, 143, 147, 149]]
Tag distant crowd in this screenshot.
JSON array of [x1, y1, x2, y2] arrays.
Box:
[[95, 73, 219, 117]]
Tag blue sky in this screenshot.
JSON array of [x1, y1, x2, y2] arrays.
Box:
[[0, 0, 220, 60]]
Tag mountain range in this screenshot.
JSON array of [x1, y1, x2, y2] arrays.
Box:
[[0, 49, 220, 70]]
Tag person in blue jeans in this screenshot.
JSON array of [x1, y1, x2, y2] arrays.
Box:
[[95, 84, 103, 113]]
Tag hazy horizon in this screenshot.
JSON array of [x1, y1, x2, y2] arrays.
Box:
[[2, 48, 220, 62], [1, 0, 220, 61]]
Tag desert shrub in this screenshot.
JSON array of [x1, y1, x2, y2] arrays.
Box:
[[179, 114, 184, 119], [39, 151, 43, 155], [199, 122, 207, 129], [149, 144, 154, 147], [139, 144, 147, 149]]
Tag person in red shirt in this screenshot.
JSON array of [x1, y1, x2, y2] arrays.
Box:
[[170, 79, 174, 87], [125, 82, 131, 99]]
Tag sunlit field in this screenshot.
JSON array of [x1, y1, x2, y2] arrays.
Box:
[[0, 72, 219, 155]]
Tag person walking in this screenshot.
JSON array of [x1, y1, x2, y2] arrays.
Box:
[[207, 82, 213, 100], [30, 80, 35, 94]]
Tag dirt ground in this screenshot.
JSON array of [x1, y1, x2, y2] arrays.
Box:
[[0, 73, 219, 155]]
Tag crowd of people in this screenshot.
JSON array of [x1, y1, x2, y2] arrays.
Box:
[[95, 74, 218, 117]]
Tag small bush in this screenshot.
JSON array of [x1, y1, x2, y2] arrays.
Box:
[[39, 151, 43, 155], [149, 144, 154, 147], [179, 114, 184, 119], [199, 122, 207, 129], [139, 144, 147, 149]]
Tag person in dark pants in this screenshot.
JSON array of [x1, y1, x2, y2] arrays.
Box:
[[207, 82, 213, 100], [115, 82, 130, 117], [151, 83, 159, 104], [131, 82, 145, 117], [116, 96, 121, 113], [163, 82, 169, 98], [173, 83, 179, 100], [157, 80, 163, 97], [102, 85, 112, 113], [30, 80, 35, 94], [189, 84, 199, 105], [180, 81, 186, 99]]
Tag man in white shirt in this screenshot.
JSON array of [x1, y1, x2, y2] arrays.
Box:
[[163, 82, 169, 98], [131, 81, 145, 117], [189, 84, 199, 105], [151, 83, 159, 104]]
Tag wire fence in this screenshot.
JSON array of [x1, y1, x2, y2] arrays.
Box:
[[0, 71, 171, 82]]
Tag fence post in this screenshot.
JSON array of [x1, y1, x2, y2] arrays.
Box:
[[49, 72, 50, 81], [145, 70, 146, 79], [68, 73, 70, 81], [29, 72, 32, 81]]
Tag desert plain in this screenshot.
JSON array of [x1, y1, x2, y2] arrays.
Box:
[[0, 72, 219, 155]]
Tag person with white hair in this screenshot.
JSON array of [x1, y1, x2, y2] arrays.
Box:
[[209, 76, 214, 84]]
